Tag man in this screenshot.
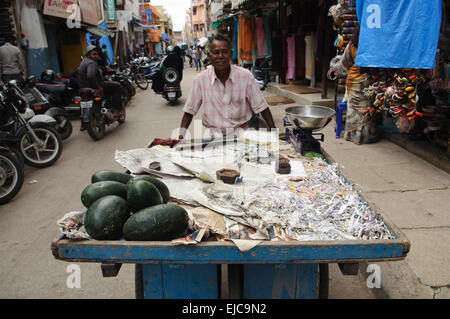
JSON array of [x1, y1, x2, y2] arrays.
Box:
[[193, 47, 202, 72], [179, 34, 275, 139], [186, 46, 193, 67], [77, 45, 123, 126], [0, 36, 25, 84], [101, 44, 112, 66]]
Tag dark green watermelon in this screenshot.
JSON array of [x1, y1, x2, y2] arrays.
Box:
[[127, 175, 170, 203], [122, 204, 189, 241], [81, 181, 127, 208], [84, 195, 129, 240], [91, 170, 132, 184], [127, 179, 163, 212]]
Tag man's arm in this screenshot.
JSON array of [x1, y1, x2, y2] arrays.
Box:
[[245, 69, 276, 129], [259, 108, 276, 129], [179, 112, 193, 139], [179, 74, 202, 139]]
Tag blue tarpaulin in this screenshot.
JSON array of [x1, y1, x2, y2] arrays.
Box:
[[86, 20, 114, 65], [355, 0, 442, 69]]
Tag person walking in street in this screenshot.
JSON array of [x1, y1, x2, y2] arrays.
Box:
[[194, 47, 202, 72], [186, 46, 193, 68], [101, 44, 112, 66], [0, 36, 25, 84], [77, 45, 123, 129], [178, 34, 276, 139]]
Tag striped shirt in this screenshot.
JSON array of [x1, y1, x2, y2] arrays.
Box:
[[183, 65, 268, 133]]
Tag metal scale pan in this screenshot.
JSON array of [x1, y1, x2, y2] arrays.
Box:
[[285, 105, 336, 131]]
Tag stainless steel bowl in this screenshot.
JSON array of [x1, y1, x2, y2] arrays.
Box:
[[285, 105, 336, 131]]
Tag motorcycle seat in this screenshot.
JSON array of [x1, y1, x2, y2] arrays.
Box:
[[79, 88, 102, 94], [35, 83, 67, 94]]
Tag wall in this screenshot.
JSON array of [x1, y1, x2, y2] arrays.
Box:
[[20, 2, 57, 77]]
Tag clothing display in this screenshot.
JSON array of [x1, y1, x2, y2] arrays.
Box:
[[295, 33, 306, 79], [304, 33, 315, 85], [285, 35, 296, 82], [232, 19, 239, 60], [238, 15, 255, 62]]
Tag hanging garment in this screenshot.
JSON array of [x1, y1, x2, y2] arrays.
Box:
[[295, 32, 306, 79], [281, 34, 288, 77], [255, 17, 267, 57], [355, 0, 442, 69], [233, 19, 239, 60], [238, 15, 255, 62], [263, 16, 272, 57], [304, 34, 315, 82], [286, 35, 296, 82]]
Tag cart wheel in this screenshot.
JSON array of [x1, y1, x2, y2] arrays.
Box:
[[135, 264, 144, 299], [318, 263, 329, 299]]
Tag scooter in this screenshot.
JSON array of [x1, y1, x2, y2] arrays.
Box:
[[161, 67, 182, 104]]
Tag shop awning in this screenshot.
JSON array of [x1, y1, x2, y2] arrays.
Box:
[[84, 24, 112, 37], [136, 23, 160, 30], [212, 15, 235, 29]]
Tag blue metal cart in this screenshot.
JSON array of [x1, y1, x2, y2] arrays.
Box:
[[52, 220, 409, 299], [51, 148, 410, 299]]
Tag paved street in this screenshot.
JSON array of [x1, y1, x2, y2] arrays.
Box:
[[0, 65, 390, 299]]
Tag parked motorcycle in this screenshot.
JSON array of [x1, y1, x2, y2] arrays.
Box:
[[35, 69, 80, 113], [75, 87, 126, 141], [125, 60, 149, 90], [0, 81, 63, 168], [20, 76, 73, 140], [104, 64, 135, 105], [0, 141, 24, 205], [246, 56, 272, 90]]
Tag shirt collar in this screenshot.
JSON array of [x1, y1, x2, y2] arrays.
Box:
[[210, 64, 236, 85]]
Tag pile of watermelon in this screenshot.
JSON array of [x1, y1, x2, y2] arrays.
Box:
[[81, 170, 189, 241]]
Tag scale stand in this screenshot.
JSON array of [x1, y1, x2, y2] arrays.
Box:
[[284, 116, 324, 155]]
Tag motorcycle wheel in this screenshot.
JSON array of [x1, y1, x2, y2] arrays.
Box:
[[20, 126, 63, 168], [130, 84, 136, 97], [117, 107, 126, 124], [87, 109, 105, 141], [135, 74, 149, 90], [0, 150, 24, 204], [55, 115, 73, 140], [0, 144, 24, 170]]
